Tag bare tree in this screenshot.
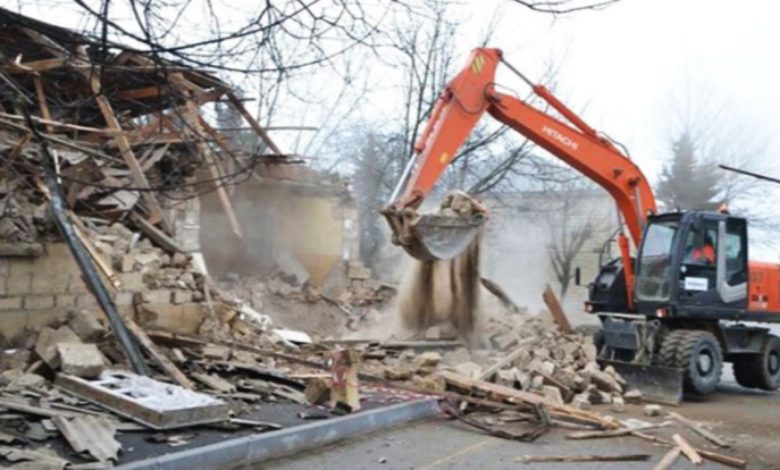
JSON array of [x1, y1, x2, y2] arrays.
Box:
[[544, 178, 609, 297]]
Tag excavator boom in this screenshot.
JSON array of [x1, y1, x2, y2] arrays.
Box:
[[384, 47, 657, 306]]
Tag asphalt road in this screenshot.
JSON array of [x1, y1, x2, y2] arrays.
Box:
[[259, 366, 779, 470]]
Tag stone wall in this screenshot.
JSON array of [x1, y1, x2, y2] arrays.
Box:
[[0, 241, 208, 343]]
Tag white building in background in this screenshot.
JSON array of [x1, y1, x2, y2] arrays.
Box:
[[481, 189, 617, 324]]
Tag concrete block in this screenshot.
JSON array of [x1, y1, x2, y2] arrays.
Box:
[[643, 404, 662, 417], [142, 303, 206, 335], [114, 292, 135, 306], [171, 290, 193, 305], [453, 361, 482, 379], [541, 385, 564, 405], [6, 273, 31, 295], [144, 290, 172, 304], [57, 343, 105, 378], [119, 254, 135, 272], [0, 296, 22, 311], [118, 272, 145, 292], [68, 310, 105, 341], [35, 326, 81, 368], [24, 295, 55, 310], [31, 273, 71, 294], [76, 295, 99, 309], [68, 276, 90, 294], [55, 294, 78, 308]]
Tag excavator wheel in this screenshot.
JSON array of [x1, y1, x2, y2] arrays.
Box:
[[734, 334, 780, 391], [654, 329, 688, 367], [675, 330, 723, 396]]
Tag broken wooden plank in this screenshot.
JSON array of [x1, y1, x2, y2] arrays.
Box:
[[226, 92, 284, 155], [127, 295, 194, 389], [517, 454, 651, 463], [542, 284, 573, 334], [478, 338, 536, 381], [673, 433, 703, 465], [83, 68, 169, 230], [438, 370, 619, 429], [68, 212, 121, 289], [668, 411, 730, 448], [566, 421, 670, 440], [653, 447, 682, 470], [632, 431, 746, 469], [130, 213, 186, 253], [32, 76, 53, 133], [0, 397, 89, 419], [191, 373, 236, 393]]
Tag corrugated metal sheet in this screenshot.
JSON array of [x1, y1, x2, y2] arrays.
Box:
[[53, 415, 121, 463]]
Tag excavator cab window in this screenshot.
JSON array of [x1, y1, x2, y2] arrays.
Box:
[[680, 220, 719, 294], [635, 220, 679, 302]]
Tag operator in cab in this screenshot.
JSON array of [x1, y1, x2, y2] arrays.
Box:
[[688, 233, 716, 265]]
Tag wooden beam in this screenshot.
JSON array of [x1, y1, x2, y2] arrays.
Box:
[[672, 433, 703, 465], [32, 76, 53, 133], [668, 411, 730, 448], [437, 370, 619, 429], [542, 284, 573, 334], [0, 112, 120, 135], [653, 447, 681, 470], [116, 86, 166, 101], [82, 68, 170, 231], [5, 57, 68, 74], [226, 92, 283, 156]]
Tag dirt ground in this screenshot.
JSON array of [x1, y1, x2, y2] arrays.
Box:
[[262, 364, 779, 469]]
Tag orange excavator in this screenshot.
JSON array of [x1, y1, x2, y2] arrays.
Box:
[[384, 47, 780, 403]]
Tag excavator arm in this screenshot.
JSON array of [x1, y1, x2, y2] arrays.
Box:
[[383, 47, 657, 307]]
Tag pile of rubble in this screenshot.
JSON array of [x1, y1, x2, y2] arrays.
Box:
[[215, 271, 396, 338]]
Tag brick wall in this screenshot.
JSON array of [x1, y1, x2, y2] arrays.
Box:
[[0, 242, 207, 343]]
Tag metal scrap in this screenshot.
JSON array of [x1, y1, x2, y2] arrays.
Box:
[[53, 415, 121, 462]]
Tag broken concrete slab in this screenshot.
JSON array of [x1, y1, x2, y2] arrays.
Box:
[[67, 310, 104, 342], [57, 343, 105, 378], [35, 326, 82, 368], [56, 370, 229, 430], [453, 361, 482, 379]]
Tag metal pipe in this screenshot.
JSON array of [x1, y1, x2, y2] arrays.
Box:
[[388, 154, 418, 205]]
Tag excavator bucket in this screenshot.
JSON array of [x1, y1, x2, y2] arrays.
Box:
[[599, 359, 684, 405], [402, 212, 485, 261]]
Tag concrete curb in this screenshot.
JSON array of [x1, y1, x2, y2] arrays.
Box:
[[117, 398, 441, 470]]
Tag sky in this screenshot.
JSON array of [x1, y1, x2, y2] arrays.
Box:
[[10, 0, 780, 255]]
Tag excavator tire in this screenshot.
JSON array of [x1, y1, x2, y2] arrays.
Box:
[[737, 334, 780, 391], [675, 330, 723, 396], [654, 329, 687, 367]]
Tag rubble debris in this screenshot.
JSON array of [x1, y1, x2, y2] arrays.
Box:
[[0, 445, 69, 469], [668, 411, 730, 448], [53, 415, 121, 462], [644, 404, 662, 417], [304, 377, 331, 406], [56, 343, 105, 379], [541, 285, 573, 334], [653, 447, 682, 470], [55, 371, 229, 429], [67, 311, 105, 342], [330, 348, 360, 412], [35, 326, 81, 368], [517, 453, 651, 464], [673, 433, 703, 465]]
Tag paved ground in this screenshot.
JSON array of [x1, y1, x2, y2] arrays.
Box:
[[261, 365, 778, 469]]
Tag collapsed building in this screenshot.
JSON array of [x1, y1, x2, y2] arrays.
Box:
[[0, 8, 744, 470]]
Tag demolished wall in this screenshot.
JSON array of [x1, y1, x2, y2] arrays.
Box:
[[200, 164, 360, 291]]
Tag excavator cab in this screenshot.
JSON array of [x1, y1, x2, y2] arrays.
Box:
[[597, 211, 750, 403], [634, 211, 749, 317]]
